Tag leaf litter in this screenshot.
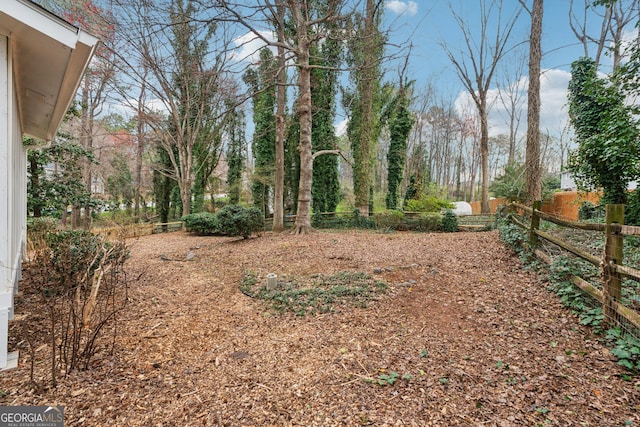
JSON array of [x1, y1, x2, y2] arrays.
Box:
[[2, 229, 639, 426]]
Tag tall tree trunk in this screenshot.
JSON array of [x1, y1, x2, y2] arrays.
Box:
[[293, 60, 313, 233], [291, 4, 314, 234], [353, 0, 379, 216], [479, 103, 490, 213], [134, 76, 146, 222], [273, 4, 286, 232], [525, 0, 543, 204]]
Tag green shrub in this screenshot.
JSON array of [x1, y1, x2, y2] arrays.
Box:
[[181, 212, 218, 235], [27, 216, 58, 248], [348, 209, 375, 229], [578, 200, 606, 221], [626, 189, 640, 226], [404, 195, 453, 213], [578, 201, 596, 221], [497, 218, 526, 254], [216, 205, 263, 239], [441, 210, 458, 232], [403, 212, 442, 232], [373, 210, 404, 230]]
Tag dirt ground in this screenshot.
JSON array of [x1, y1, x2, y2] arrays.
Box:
[[2, 229, 639, 426]]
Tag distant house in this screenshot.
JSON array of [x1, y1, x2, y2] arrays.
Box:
[[0, 0, 98, 370], [560, 171, 637, 192]]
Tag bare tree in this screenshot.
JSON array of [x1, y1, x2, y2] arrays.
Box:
[[108, 0, 234, 218], [496, 52, 526, 166], [217, 0, 348, 233], [568, 0, 639, 69], [134, 66, 148, 222], [443, 0, 522, 213], [569, 0, 611, 65]]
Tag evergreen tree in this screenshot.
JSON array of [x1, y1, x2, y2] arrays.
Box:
[[26, 134, 96, 222], [153, 146, 177, 224], [105, 152, 135, 212], [244, 48, 277, 216], [344, 0, 385, 215], [226, 107, 246, 205], [311, 19, 341, 214]]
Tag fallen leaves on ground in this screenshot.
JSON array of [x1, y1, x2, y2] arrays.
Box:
[[3, 229, 639, 426]]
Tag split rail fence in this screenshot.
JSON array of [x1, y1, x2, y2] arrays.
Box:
[[507, 202, 640, 336], [94, 221, 183, 239]]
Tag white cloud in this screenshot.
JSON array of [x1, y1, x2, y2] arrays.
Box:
[[231, 31, 276, 64], [107, 97, 170, 119], [454, 67, 571, 138], [539, 68, 571, 133], [384, 1, 418, 16], [335, 118, 349, 137]]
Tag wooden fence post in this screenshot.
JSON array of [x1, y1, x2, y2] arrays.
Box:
[[529, 200, 542, 249], [604, 204, 625, 325]]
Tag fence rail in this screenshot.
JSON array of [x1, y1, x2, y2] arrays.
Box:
[[93, 221, 183, 239], [507, 202, 640, 334]]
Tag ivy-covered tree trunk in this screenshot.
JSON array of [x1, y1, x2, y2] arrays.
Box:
[[27, 150, 44, 218], [479, 101, 490, 213], [311, 28, 340, 215], [386, 88, 414, 210], [286, 116, 301, 215], [347, 0, 384, 216], [244, 48, 276, 217], [153, 146, 176, 229]]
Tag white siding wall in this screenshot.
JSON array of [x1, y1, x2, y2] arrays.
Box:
[[0, 34, 26, 370]]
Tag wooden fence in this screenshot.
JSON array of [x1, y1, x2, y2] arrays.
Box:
[[507, 202, 640, 334], [93, 221, 183, 239], [263, 211, 495, 231]]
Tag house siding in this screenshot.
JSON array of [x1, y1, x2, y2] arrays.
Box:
[[0, 34, 27, 370]]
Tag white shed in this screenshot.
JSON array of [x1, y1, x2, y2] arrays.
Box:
[[0, 0, 98, 370]]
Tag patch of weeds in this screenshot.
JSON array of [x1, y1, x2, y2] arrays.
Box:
[[547, 258, 606, 330], [363, 370, 412, 386], [497, 218, 527, 255], [578, 307, 605, 329], [419, 349, 428, 358], [495, 360, 509, 370], [606, 328, 640, 373], [376, 371, 400, 386], [239, 271, 389, 315]]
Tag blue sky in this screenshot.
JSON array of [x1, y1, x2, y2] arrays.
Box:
[[377, 0, 630, 140]]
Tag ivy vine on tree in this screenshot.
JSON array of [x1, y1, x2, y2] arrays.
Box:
[[567, 57, 640, 205], [385, 82, 415, 210]]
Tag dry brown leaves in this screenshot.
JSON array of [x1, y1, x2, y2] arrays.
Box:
[[2, 229, 639, 426]]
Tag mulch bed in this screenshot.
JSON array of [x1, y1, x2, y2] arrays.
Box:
[[2, 229, 639, 426]]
